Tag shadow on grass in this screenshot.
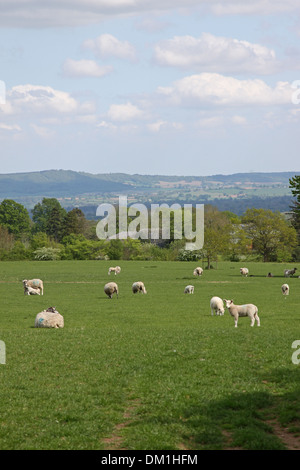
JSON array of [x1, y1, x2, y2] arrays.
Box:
[[182, 368, 300, 450]]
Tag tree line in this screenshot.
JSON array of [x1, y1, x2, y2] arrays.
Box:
[[0, 175, 299, 263]]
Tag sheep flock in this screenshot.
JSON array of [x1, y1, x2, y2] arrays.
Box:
[[23, 263, 298, 329]]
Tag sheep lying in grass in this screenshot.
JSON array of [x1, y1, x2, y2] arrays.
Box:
[[132, 281, 147, 294], [35, 307, 64, 328], [193, 267, 203, 277], [281, 283, 289, 296], [210, 296, 224, 316], [104, 282, 119, 299], [108, 266, 121, 275], [240, 267, 249, 277], [284, 267, 297, 278], [224, 299, 260, 328], [23, 279, 44, 295], [24, 285, 40, 295], [184, 285, 194, 294]]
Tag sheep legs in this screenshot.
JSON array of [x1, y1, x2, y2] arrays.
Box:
[[250, 313, 260, 327]]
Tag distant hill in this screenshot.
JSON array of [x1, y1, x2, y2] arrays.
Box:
[[0, 169, 297, 198], [0, 169, 298, 216], [0, 170, 132, 197]]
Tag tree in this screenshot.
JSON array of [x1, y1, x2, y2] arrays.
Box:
[[289, 175, 300, 239], [242, 208, 297, 262], [63, 208, 87, 238], [32, 198, 67, 236], [201, 205, 232, 269], [0, 199, 31, 237], [46, 206, 64, 242]]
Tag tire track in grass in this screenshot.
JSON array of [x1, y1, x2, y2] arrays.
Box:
[[102, 399, 140, 450]]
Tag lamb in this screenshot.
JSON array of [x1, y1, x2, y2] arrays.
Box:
[[184, 285, 194, 294], [23, 279, 44, 295], [193, 267, 203, 277], [240, 267, 249, 277], [104, 282, 119, 299], [267, 272, 274, 277], [24, 285, 40, 295], [284, 267, 297, 278], [224, 299, 260, 328], [210, 296, 224, 316], [108, 266, 121, 276], [281, 283, 289, 296], [35, 307, 64, 328], [132, 281, 147, 294]]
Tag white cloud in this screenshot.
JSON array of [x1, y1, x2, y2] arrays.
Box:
[[0, 123, 22, 132], [83, 34, 137, 62], [107, 102, 144, 121], [0, 1, 298, 27], [2, 84, 79, 115], [147, 120, 183, 132], [158, 73, 294, 107], [31, 123, 55, 138], [154, 33, 278, 75], [62, 59, 113, 78]]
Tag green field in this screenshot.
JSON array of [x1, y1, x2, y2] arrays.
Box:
[[0, 260, 299, 450]]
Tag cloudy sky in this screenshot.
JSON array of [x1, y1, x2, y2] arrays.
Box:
[[0, 0, 300, 176]]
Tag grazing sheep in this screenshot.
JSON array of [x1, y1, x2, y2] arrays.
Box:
[[193, 267, 203, 277], [284, 267, 297, 278], [184, 285, 194, 294], [224, 299, 260, 328], [104, 282, 119, 299], [267, 272, 274, 277], [132, 281, 147, 294], [210, 296, 224, 316], [240, 267, 249, 277], [108, 266, 121, 276], [281, 283, 289, 296], [24, 285, 40, 295], [35, 307, 64, 328], [23, 279, 44, 295]]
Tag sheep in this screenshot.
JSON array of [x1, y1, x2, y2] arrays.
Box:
[[267, 272, 274, 277], [284, 267, 297, 278], [224, 299, 260, 328], [104, 282, 119, 299], [240, 267, 249, 277], [184, 285, 194, 294], [108, 266, 121, 276], [210, 296, 224, 316], [23, 279, 44, 295], [132, 281, 147, 294], [24, 285, 40, 295], [281, 283, 289, 296], [35, 307, 64, 328], [193, 267, 203, 277]]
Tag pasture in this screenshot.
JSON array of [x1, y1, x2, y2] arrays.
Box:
[[0, 260, 299, 450]]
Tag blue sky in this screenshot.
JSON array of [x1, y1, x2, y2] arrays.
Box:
[[0, 0, 300, 176]]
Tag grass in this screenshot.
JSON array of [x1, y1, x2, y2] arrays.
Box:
[[0, 259, 299, 450]]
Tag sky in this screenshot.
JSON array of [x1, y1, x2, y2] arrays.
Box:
[[0, 0, 300, 176]]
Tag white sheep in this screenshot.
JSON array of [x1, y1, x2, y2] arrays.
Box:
[[224, 299, 260, 328], [108, 266, 121, 276], [23, 279, 44, 295], [24, 285, 40, 295], [210, 296, 224, 316], [104, 282, 119, 299], [193, 267, 203, 277], [284, 268, 297, 277], [35, 307, 64, 328], [132, 281, 147, 294], [281, 283, 289, 296], [184, 285, 194, 294], [240, 267, 249, 277]]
